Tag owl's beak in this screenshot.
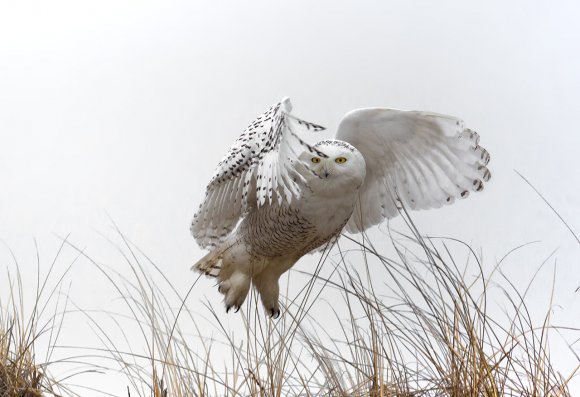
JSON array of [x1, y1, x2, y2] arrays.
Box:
[[322, 167, 331, 178]]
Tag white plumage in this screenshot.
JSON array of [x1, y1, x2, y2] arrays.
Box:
[[191, 98, 490, 317]]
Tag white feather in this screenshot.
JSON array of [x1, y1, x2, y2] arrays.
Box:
[[335, 108, 491, 233]]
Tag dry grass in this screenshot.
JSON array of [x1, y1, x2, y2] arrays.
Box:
[[2, 210, 578, 396], [63, 208, 578, 397], [0, 239, 84, 397], [0, 323, 45, 397]]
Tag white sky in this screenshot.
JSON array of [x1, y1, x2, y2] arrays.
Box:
[[1, 1, 579, 395]]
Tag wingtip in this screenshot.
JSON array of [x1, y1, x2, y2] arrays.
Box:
[[281, 97, 292, 113]]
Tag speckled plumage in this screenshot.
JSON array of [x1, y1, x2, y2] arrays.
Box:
[[191, 98, 491, 317]]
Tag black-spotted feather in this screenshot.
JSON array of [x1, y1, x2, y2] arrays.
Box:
[[191, 98, 326, 249]]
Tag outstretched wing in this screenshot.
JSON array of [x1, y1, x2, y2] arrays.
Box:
[[191, 98, 326, 249], [335, 108, 491, 233]]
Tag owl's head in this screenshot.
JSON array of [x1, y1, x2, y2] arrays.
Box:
[[298, 139, 366, 196]]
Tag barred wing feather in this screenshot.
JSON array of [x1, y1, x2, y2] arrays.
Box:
[[335, 108, 491, 233]]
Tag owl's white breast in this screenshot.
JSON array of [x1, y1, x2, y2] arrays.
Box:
[[295, 145, 366, 239], [297, 184, 359, 239]]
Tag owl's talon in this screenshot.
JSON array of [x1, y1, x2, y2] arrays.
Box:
[[226, 305, 232, 313], [235, 305, 241, 313], [270, 308, 280, 319]]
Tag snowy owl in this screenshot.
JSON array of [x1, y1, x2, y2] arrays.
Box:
[[191, 98, 490, 317]]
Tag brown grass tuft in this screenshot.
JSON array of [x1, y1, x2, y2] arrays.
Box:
[[0, 326, 45, 397], [0, 239, 85, 397], [66, 207, 578, 396]]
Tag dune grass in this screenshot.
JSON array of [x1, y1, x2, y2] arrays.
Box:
[[61, 208, 578, 397], [0, 239, 87, 397], [1, 209, 578, 396]]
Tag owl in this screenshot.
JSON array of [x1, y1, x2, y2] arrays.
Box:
[[191, 98, 490, 317]]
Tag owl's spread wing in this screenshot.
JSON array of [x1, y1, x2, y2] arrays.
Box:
[[335, 108, 491, 233], [191, 98, 326, 249]]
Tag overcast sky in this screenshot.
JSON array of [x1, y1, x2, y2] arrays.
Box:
[[1, 1, 579, 394]]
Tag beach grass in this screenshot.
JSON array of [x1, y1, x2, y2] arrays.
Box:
[[2, 209, 577, 396]]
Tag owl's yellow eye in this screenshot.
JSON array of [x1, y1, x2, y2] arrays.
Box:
[[311, 157, 321, 163], [335, 157, 347, 164]]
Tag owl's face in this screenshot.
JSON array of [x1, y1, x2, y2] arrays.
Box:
[[298, 139, 366, 196]]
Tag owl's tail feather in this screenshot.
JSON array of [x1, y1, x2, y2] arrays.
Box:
[[192, 249, 224, 278]]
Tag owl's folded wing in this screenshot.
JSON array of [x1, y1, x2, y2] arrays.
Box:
[[191, 98, 326, 249], [334, 108, 491, 233]]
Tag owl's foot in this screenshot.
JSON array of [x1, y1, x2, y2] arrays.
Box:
[[219, 271, 251, 313], [252, 271, 282, 320]]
